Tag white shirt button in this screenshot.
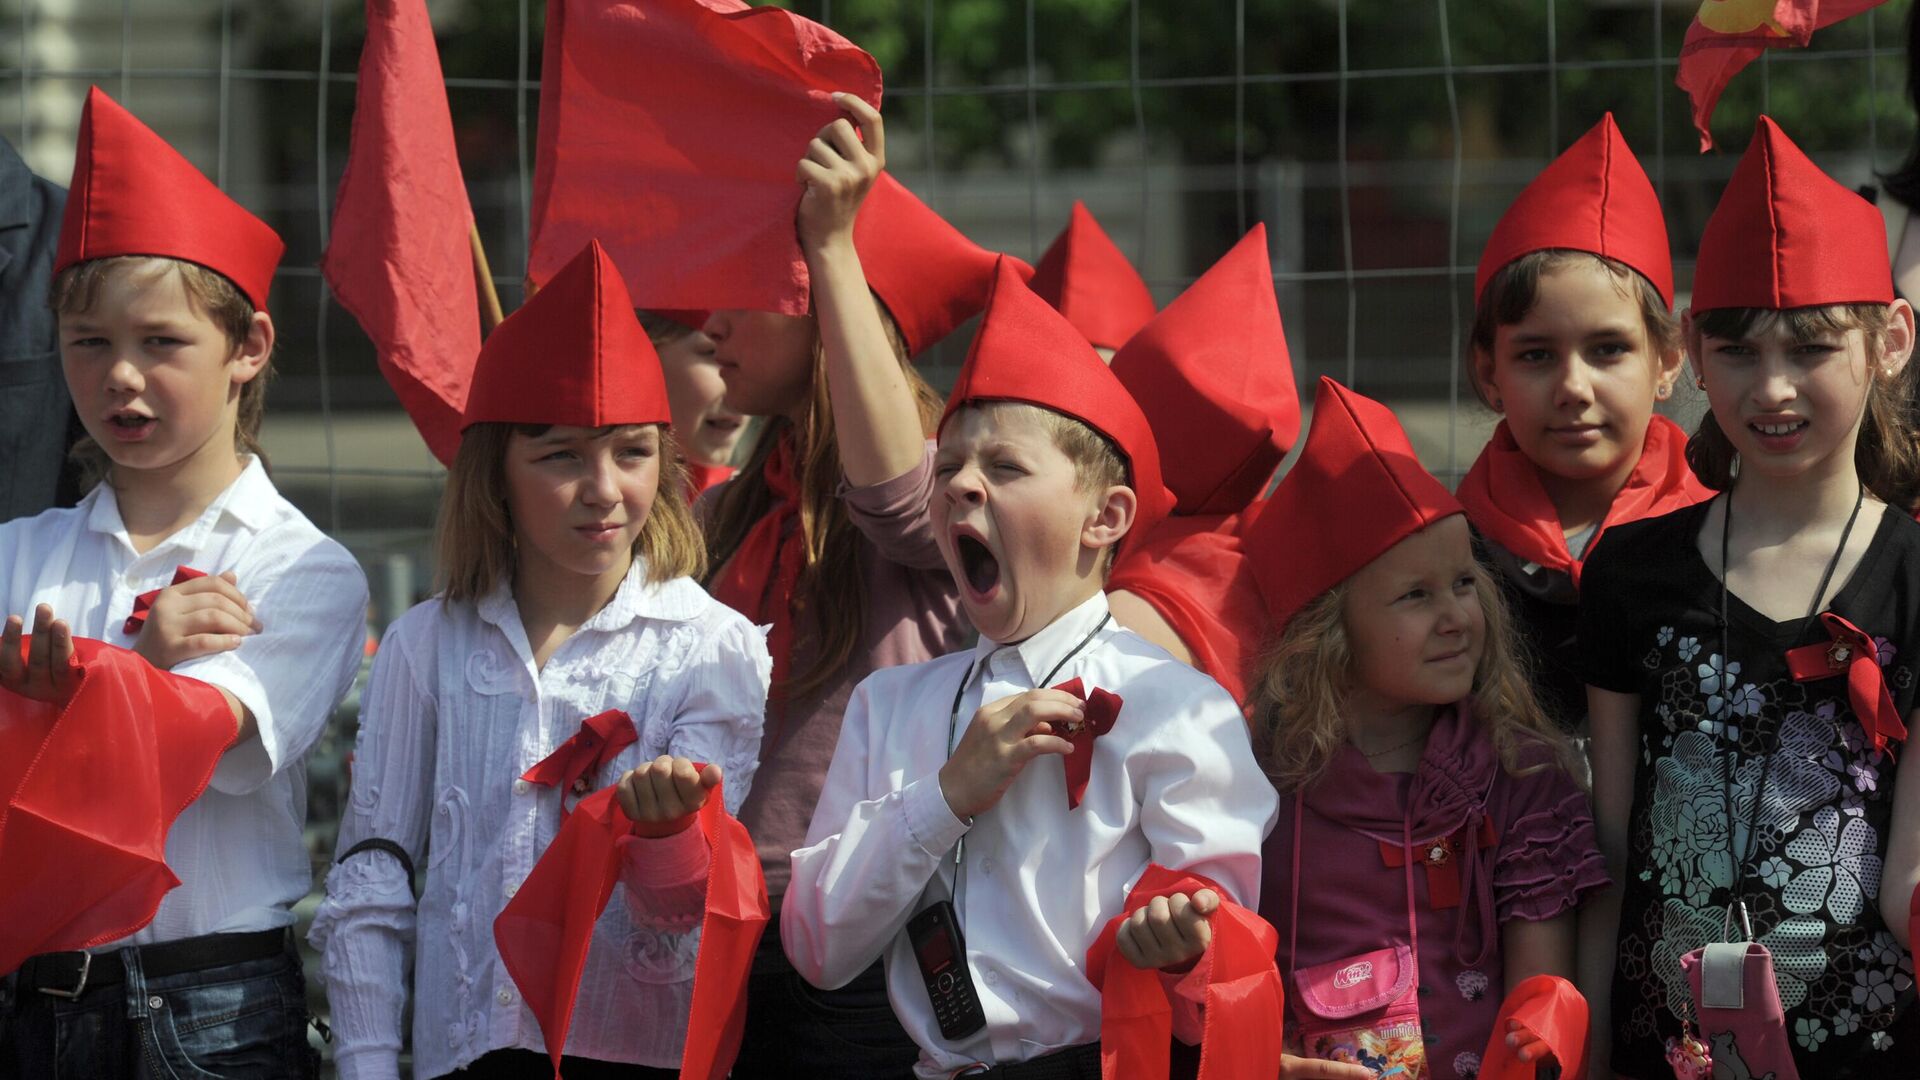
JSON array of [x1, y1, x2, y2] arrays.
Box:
[[497, 987, 514, 1005], [512, 779, 531, 796], [505, 882, 518, 899], [984, 970, 999, 985]]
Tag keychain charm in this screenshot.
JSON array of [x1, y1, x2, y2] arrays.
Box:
[[1665, 1024, 1713, 1080]]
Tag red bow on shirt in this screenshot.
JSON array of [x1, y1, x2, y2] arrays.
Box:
[[122, 565, 208, 636], [493, 775, 768, 1080], [1785, 613, 1909, 757], [1053, 678, 1122, 811], [521, 709, 640, 806], [0, 639, 235, 974], [1476, 975, 1588, 1080], [1084, 865, 1285, 1080]]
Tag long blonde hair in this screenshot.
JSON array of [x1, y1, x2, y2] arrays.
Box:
[[1249, 563, 1574, 793]]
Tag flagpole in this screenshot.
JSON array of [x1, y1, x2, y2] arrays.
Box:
[[470, 222, 506, 334]]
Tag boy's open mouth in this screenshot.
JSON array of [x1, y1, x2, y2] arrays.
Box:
[[957, 534, 1000, 597]]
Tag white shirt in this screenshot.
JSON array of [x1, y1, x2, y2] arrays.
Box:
[[0, 456, 369, 945], [308, 561, 771, 1080], [783, 592, 1278, 1078]]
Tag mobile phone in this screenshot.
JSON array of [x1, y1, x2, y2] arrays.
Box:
[[906, 900, 986, 1040]]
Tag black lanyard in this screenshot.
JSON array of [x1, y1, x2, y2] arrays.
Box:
[[1714, 483, 1865, 917]]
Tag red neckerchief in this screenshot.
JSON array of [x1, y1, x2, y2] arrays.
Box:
[[1106, 512, 1265, 707], [685, 461, 736, 502], [1457, 414, 1709, 587], [1786, 612, 1909, 757], [494, 776, 768, 1080], [1052, 678, 1122, 810], [122, 565, 209, 636], [0, 639, 235, 974], [708, 437, 803, 712], [1476, 975, 1588, 1080], [520, 709, 640, 811], [1084, 865, 1285, 1080]]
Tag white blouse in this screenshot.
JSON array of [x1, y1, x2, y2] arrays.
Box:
[[309, 561, 771, 1080], [0, 457, 369, 945]]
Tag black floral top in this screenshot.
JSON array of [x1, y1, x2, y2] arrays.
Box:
[[1580, 501, 1920, 1078]]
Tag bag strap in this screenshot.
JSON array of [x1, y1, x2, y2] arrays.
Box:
[[1288, 790, 1422, 973]]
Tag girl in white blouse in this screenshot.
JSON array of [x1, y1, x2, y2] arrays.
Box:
[[309, 241, 772, 1080]]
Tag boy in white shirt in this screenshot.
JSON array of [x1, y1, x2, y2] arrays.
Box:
[[0, 87, 368, 1079], [783, 258, 1279, 1079]]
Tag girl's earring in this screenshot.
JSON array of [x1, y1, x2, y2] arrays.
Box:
[[1490, 397, 1503, 411], [1694, 375, 1707, 390], [1656, 381, 1673, 401]]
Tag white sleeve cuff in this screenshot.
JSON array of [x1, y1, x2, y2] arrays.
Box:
[[179, 658, 278, 795], [901, 773, 970, 859]]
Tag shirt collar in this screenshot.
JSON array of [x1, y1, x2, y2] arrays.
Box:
[[85, 455, 277, 550], [476, 557, 709, 637], [971, 590, 1113, 686]]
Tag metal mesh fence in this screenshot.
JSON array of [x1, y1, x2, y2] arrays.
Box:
[[3, 1, 1913, 1072]]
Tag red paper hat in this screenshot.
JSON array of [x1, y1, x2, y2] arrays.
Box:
[[1694, 116, 1893, 312], [1029, 201, 1157, 350], [462, 240, 670, 430], [56, 86, 285, 311], [1474, 113, 1672, 308], [855, 174, 1031, 357], [941, 257, 1176, 548], [1110, 225, 1298, 515], [1242, 377, 1462, 633]]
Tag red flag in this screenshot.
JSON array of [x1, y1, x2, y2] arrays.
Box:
[[324, 0, 481, 466], [1678, 0, 1887, 151], [494, 776, 769, 1080], [529, 0, 882, 315], [0, 640, 235, 974]]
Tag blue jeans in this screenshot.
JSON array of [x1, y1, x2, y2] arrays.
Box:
[[0, 933, 317, 1079]]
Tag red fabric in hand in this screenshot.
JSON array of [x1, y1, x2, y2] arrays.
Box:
[[1051, 677, 1121, 811], [493, 775, 768, 1080], [1084, 864, 1285, 1080], [123, 565, 209, 637], [1476, 974, 1588, 1080], [0, 639, 235, 974], [520, 709, 640, 808], [1787, 613, 1908, 757]]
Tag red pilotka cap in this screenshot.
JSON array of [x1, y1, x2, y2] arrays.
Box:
[[1110, 224, 1299, 516], [1474, 113, 1672, 308], [1693, 116, 1894, 312], [942, 257, 1176, 549], [1029, 201, 1157, 350], [462, 240, 671, 430], [1242, 377, 1462, 634], [56, 86, 285, 312], [855, 173, 1032, 357]]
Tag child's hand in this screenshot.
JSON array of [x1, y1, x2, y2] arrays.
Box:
[[133, 570, 259, 670], [1504, 1016, 1558, 1066], [0, 604, 79, 702], [938, 688, 1079, 820], [795, 92, 885, 256], [615, 756, 722, 838], [1116, 889, 1217, 972], [1279, 1055, 1377, 1078]]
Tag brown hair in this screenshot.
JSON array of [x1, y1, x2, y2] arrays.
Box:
[[701, 303, 942, 705], [638, 311, 696, 348], [1686, 304, 1920, 509], [436, 422, 706, 603], [1248, 562, 1574, 794], [952, 400, 1133, 573], [51, 256, 271, 488], [1468, 249, 1679, 408]]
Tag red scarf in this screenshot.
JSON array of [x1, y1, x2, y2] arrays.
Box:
[[1786, 613, 1909, 757], [1106, 512, 1265, 706], [685, 461, 736, 503], [1085, 865, 1286, 1080], [0, 639, 235, 974], [1457, 415, 1708, 587], [708, 437, 804, 709], [1476, 975, 1588, 1080], [520, 709, 640, 809], [493, 777, 768, 1080], [122, 565, 208, 635]]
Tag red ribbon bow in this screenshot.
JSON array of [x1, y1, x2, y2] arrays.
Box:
[[1053, 677, 1122, 811], [122, 565, 209, 636], [1084, 865, 1285, 1080], [493, 774, 769, 1080], [1785, 612, 1908, 757], [1476, 974, 1588, 1080], [521, 709, 640, 808]]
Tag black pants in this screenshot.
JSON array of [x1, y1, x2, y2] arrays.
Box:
[[434, 1048, 677, 1079], [728, 917, 920, 1080]]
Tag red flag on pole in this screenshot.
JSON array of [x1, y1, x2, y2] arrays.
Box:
[[1678, 0, 1888, 151], [528, 0, 882, 314], [324, 0, 481, 466]]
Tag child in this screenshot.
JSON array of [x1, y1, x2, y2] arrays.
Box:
[[1460, 114, 1706, 734], [639, 310, 745, 499], [698, 96, 1013, 1076], [1244, 377, 1606, 1080], [1029, 200, 1157, 361], [1106, 224, 1300, 705], [0, 87, 369, 1078], [309, 240, 771, 1080], [1580, 117, 1920, 1079], [783, 256, 1277, 1079]]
